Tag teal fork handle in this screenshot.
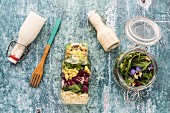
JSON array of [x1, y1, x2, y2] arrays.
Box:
[[47, 18, 61, 45]]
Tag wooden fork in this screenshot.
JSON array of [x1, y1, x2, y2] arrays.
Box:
[[30, 45, 50, 87], [30, 19, 61, 88]]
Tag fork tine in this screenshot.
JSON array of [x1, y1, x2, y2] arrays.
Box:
[[30, 74, 35, 86], [34, 74, 40, 87], [35, 75, 42, 87], [32, 74, 39, 87], [30, 73, 37, 87]]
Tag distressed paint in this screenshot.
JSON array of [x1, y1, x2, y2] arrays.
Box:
[[0, 0, 170, 113]]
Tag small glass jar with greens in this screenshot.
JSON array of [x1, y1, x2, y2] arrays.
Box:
[[114, 17, 161, 101], [114, 48, 158, 101]]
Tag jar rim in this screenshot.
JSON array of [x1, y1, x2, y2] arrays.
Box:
[[116, 48, 158, 91], [125, 16, 162, 46]]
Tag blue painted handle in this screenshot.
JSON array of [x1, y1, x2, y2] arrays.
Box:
[[47, 18, 61, 45]]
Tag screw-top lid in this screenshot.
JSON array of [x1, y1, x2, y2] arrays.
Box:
[[125, 17, 161, 46]]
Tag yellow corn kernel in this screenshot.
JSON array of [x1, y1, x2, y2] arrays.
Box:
[[68, 76, 72, 80], [65, 74, 69, 81], [84, 66, 90, 74], [68, 70, 71, 74], [75, 70, 79, 74], [69, 74, 73, 79], [71, 71, 76, 75], [70, 72, 73, 76], [72, 73, 77, 78], [63, 68, 79, 80], [62, 69, 66, 73]]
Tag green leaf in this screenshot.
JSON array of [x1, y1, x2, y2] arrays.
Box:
[[62, 61, 88, 70], [132, 62, 150, 68], [142, 62, 151, 71], [143, 72, 153, 79], [126, 77, 135, 85], [142, 73, 148, 78], [126, 58, 132, 75], [125, 75, 128, 83], [77, 91, 82, 95], [139, 56, 147, 61], [138, 79, 149, 85], [62, 87, 70, 91], [138, 53, 141, 61], [76, 83, 83, 89], [68, 84, 81, 92], [62, 84, 83, 93]]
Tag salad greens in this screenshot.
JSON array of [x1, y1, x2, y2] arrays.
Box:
[[62, 61, 90, 70], [119, 52, 154, 87], [62, 84, 83, 93]]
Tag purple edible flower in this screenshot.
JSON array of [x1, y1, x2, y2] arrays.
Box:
[[136, 66, 142, 72], [130, 69, 136, 75], [130, 66, 142, 79], [148, 64, 154, 71]]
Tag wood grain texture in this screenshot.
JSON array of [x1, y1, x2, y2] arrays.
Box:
[[0, 0, 169, 113], [30, 45, 50, 88]]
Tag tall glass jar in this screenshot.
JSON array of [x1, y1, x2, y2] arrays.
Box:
[[60, 43, 91, 105]]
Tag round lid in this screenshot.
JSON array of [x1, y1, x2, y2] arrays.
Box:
[[125, 17, 161, 46]]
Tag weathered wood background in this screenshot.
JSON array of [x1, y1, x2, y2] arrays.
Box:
[[0, 0, 169, 112]]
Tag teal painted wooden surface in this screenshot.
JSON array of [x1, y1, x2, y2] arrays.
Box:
[[0, 0, 170, 112]]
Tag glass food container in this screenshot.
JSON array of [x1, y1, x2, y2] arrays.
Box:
[[114, 17, 161, 101], [60, 43, 91, 104]]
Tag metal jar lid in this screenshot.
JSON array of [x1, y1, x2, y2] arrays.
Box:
[[125, 17, 161, 46]]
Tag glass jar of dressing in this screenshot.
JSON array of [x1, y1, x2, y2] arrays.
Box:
[[114, 17, 161, 101]]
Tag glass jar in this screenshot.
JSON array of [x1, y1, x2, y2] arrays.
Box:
[[114, 17, 161, 101], [60, 43, 91, 105]]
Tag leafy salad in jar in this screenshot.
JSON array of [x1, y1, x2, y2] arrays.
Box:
[[119, 52, 154, 87]]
